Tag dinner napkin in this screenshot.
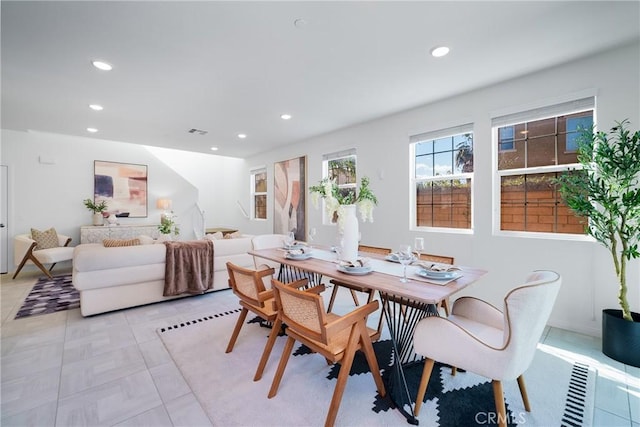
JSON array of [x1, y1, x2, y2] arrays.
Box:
[[415, 261, 460, 272], [288, 247, 311, 255], [339, 258, 370, 268]]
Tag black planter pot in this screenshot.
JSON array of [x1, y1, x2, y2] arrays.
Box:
[[602, 309, 640, 368]]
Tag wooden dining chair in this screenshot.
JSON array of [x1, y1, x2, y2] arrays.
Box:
[[268, 278, 386, 427], [417, 252, 455, 316], [225, 262, 280, 381]]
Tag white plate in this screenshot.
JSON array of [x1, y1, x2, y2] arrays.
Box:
[[337, 265, 373, 275], [285, 252, 312, 260], [416, 269, 461, 280], [385, 253, 416, 263], [284, 244, 305, 250]]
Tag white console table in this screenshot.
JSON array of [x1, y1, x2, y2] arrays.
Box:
[[80, 224, 161, 244]]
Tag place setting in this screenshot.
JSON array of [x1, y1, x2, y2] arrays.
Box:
[[384, 239, 463, 285], [336, 257, 373, 275]]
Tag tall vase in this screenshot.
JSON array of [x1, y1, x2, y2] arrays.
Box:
[[340, 204, 359, 262]]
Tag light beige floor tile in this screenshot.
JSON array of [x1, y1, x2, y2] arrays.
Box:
[[0, 366, 60, 418], [59, 344, 147, 397], [63, 326, 138, 363], [113, 405, 174, 427], [594, 408, 632, 427], [164, 392, 213, 427], [149, 362, 192, 402], [56, 370, 162, 426], [65, 309, 130, 337], [1, 323, 66, 356], [1, 342, 64, 381], [0, 400, 57, 427], [596, 374, 633, 420], [139, 338, 172, 368]]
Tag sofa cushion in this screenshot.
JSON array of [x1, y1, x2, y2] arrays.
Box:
[[31, 227, 59, 250], [103, 238, 141, 247], [73, 243, 166, 272], [204, 232, 224, 241], [137, 235, 156, 245]]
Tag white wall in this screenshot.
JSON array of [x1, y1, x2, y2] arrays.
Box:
[[0, 129, 245, 271], [242, 41, 640, 337]]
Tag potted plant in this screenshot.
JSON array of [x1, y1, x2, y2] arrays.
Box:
[[310, 176, 377, 261], [157, 212, 180, 240], [556, 119, 640, 367], [83, 198, 108, 226]]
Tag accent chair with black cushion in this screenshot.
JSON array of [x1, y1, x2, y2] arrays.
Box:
[[13, 228, 73, 279], [412, 270, 561, 427]]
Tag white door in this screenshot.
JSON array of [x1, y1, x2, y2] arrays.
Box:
[[1, 165, 8, 273]]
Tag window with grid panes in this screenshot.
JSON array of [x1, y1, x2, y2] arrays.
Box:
[[251, 168, 267, 220], [411, 124, 474, 230], [493, 97, 594, 234], [322, 149, 356, 224]]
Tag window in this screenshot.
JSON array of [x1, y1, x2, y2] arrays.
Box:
[[411, 124, 474, 230], [322, 149, 357, 224], [498, 126, 515, 151], [251, 168, 267, 220], [493, 96, 594, 234]]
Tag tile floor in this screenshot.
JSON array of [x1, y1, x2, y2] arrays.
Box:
[[1, 269, 638, 426]]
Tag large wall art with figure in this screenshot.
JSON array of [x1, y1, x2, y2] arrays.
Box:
[[273, 156, 306, 241], [94, 160, 148, 217]]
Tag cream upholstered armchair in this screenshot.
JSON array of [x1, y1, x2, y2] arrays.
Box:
[[412, 270, 561, 427], [251, 234, 287, 270], [13, 229, 74, 279]]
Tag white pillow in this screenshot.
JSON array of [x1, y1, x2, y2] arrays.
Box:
[[204, 231, 224, 241], [137, 235, 155, 245]]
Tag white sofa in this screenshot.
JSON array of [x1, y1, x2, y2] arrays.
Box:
[[72, 236, 255, 316]]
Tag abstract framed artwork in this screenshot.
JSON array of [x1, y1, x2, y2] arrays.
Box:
[[94, 160, 148, 218], [274, 156, 306, 241]]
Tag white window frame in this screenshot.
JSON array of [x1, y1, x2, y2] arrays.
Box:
[[321, 149, 357, 225], [250, 167, 267, 221], [409, 123, 474, 233], [491, 95, 596, 240]]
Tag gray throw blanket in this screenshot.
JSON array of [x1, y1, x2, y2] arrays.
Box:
[[163, 240, 214, 296]]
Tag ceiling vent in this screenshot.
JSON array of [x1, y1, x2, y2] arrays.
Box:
[[188, 128, 208, 135]]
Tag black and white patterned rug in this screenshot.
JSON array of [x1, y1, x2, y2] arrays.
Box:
[[158, 309, 596, 426], [15, 274, 79, 319]]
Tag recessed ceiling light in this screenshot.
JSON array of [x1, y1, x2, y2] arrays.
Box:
[[294, 18, 307, 28], [92, 60, 113, 71], [430, 46, 450, 58], [280, 114, 292, 120], [89, 104, 103, 111], [210, 147, 219, 151], [86, 127, 98, 133], [237, 133, 247, 139]]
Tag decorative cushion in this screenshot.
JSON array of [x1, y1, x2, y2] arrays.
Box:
[[223, 231, 242, 239], [204, 232, 224, 241], [137, 235, 155, 245], [103, 238, 141, 248], [30, 227, 59, 250]]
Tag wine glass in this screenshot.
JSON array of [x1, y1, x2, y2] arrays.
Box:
[[285, 231, 295, 247], [397, 244, 413, 283], [414, 237, 425, 261], [308, 228, 317, 248]]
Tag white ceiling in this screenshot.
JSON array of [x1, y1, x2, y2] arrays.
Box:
[[2, 1, 639, 158]]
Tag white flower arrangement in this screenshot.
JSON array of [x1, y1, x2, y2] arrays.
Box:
[[309, 176, 378, 228]]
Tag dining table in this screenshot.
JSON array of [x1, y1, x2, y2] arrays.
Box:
[[249, 246, 488, 425]]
